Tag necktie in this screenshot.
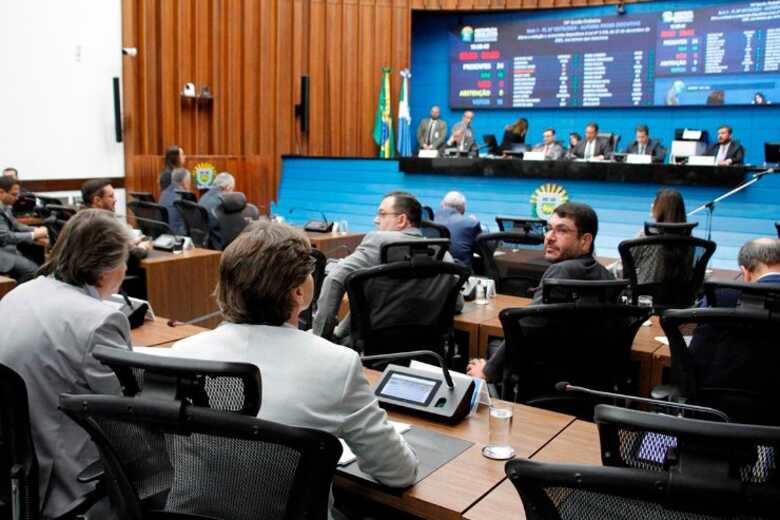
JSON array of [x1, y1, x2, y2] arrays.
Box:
[[543, 144, 549, 157], [585, 140, 594, 159], [639, 144, 645, 155], [426, 120, 435, 145], [717, 144, 728, 162]]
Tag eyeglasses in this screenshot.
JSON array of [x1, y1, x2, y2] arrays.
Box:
[[544, 224, 577, 236]]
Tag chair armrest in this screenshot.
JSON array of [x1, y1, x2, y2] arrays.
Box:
[[77, 461, 104, 484], [650, 384, 681, 402]]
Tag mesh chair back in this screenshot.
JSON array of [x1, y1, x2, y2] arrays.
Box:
[[494, 216, 547, 238], [127, 200, 171, 238], [59, 395, 342, 520], [643, 221, 698, 236], [345, 259, 468, 356], [421, 205, 435, 221], [498, 304, 651, 418], [173, 200, 211, 247], [660, 306, 780, 426], [618, 235, 716, 308], [380, 239, 450, 264], [476, 232, 547, 297], [129, 192, 155, 203], [541, 279, 629, 304], [92, 346, 261, 416], [299, 249, 327, 331], [0, 363, 38, 520], [421, 220, 451, 239]]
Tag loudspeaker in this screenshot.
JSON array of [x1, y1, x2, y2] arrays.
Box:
[[295, 75, 309, 134]]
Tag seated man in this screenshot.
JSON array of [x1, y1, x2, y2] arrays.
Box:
[[0, 209, 132, 518], [623, 124, 665, 162], [170, 221, 418, 516], [199, 172, 235, 214], [0, 175, 48, 282], [570, 122, 610, 160], [702, 237, 780, 308], [532, 128, 564, 160], [707, 125, 745, 166], [159, 167, 191, 235], [467, 202, 614, 382], [435, 191, 481, 267], [445, 111, 478, 157]]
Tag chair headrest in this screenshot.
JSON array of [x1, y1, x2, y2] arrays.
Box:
[[221, 192, 247, 214]]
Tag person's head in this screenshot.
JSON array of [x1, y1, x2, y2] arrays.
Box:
[[216, 221, 315, 326], [738, 238, 780, 282], [2, 167, 18, 179], [81, 179, 116, 211], [543, 128, 556, 145], [717, 125, 733, 145], [164, 145, 185, 170], [171, 168, 191, 189], [462, 111, 474, 126], [585, 123, 599, 141], [430, 105, 441, 119], [635, 125, 649, 145], [569, 132, 581, 146], [373, 191, 422, 231], [754, 92, 767, 105], [651, 189, 686, 223], [544, 202, 598, 262], [512, 118, 528, 136], [441, 191, 466, 214], [39, 209, 131, 298], [213, 172, 235, 193], [0, 175, 21, 206]]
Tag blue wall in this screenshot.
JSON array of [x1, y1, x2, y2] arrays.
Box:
[[274, 157, 780, 270], [411, 1, 780, 165]]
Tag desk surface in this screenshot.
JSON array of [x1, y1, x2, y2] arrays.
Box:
[[305, 231, 365, 259], [131, 317, 209, 347]]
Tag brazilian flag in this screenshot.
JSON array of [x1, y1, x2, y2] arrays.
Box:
[[372, 67, 394, 158]]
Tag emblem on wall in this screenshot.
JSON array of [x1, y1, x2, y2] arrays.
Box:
[[530, 183, 569, 220], [193, 162, 217, 189]]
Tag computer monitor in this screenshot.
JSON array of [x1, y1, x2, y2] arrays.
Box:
[[764, 142, 780, 164]]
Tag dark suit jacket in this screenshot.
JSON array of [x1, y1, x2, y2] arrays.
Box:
[[416, 118, 448, 152], [571, 138, 611, 159], [435, 207, 481, 268], [484, 254, 614, 382], [0, 203, 35, 272], [623, 139, 665, 162], [499, 128, 526, 152], [159, 185, 187, 235], [706, 140, 745, 165]]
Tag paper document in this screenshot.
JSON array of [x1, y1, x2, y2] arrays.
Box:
[[338, 421, 410, 466]]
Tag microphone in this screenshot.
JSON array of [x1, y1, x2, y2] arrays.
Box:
[[288, 207, 329, 224], [167, 309, 223, 328], [119, 289, 149, 329], [361, 350, 454, 389], [555, 381, 731, 422]]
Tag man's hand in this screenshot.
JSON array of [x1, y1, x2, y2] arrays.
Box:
[[34, 237, 49, 247], [466, 358, 487, 380], [32, 226, 48, 240], [718, 158, 733, 166]]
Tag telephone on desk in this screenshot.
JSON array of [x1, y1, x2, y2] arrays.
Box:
[[152, 234, 185, 252]]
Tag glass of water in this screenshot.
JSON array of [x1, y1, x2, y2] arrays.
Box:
[[482, 404, 515, 460], [475, 280, 489, 305], [337, 220, 349, 235]]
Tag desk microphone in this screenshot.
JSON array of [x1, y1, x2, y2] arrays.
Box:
[[361, 350, 454, 389], [555, 381, 730, 422], [288, 207, 329, 224], [167, 309, 223, 328]]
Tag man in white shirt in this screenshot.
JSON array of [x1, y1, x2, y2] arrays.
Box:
[[570, 122, 609, 160], [532, 128, 564, 160]]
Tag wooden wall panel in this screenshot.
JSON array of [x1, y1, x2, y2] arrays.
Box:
[[122, 0, 649, 207]]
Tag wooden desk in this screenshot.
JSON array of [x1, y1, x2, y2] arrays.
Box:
[[0, 276, 16, 299], [463, 420, 601, 520], [335, 371, 574, 520], [140, 248, 221, 328], [454, 295, 531, 359], [305, 231, 365, 259], [131, 317, 209, 347]]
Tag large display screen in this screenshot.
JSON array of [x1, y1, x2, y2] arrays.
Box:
[[449, 1, 780, 108]]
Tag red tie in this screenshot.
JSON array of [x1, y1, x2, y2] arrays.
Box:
[[543, 144, 549, 156]]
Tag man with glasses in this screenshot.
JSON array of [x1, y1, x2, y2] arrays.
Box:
[[0, 175, 48, 282], [467, 202, 613, 381]]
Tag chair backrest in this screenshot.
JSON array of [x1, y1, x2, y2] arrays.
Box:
[[420, 220, 451, 239], [0, 363, 38, 520], [498, 304, 651, 418], [298, 249, 327, 331], [421, 205, 435, 221], [660, 306, 780, 426], [214, 192, 251, 249], [127, 200, 171, 238], [541, 279, 629, 304], [643, 221, 698, 236], [345, 259, 469, 357], [173, 199, 211, 247], [45, 204, 77, 221], [175, 190, 197, 203], [618, 234, 716, 308], [380, 239, 450, 264], [597, 132, 619, 152], [92, 346, 262, 416], [129, 191, 155, 203], [702, 280, 780, 310], [776, 221, 779, 238], [494, 216, 547, 238], [475, 231, 547, 297], [59, 394, 342, 520]]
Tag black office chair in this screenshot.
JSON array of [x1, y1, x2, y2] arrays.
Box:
[[175, 190, 197, 203], [33, 194, 64, 207], [494, 216, 547, 238], [597, 132, 620, 154], [345, 258, 468, 359], [212, 193, 253, 249], [173, 199, 212, 248], [643, 221, 698, 236], [380, 239, 450, 264], [299, 249, 327, 331], [476, 231, 547, 298], [507, 405, 780, 519], [498, 303, 651, 419], [129, 192, 155, 203], [59, 394, 342, 520], [421, 205, 435, 221], [618, 234, 716, 308], [541, 279, 629, 304], [127, 200, 172, 239], [420, 220, 451, 239], [775, 221, 779, 237]]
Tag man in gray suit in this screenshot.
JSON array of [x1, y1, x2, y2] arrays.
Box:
[[0, 209, 132, 518], [532, 128, 564, 160], [0, 176, 48, 282], [416, 105, 448, 155], [446, 111, 478, 157]]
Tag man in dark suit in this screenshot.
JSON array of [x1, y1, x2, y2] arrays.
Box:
[[446, 111, 478, 157], [416, 105, 448, 155], [623, 125, 665, 162], [435, 191, 481, 268], [0, 176, 48, 282], [467, 202, 614, 381], [707, 125, 745, 166], [570, 122, 610, 160], [159, 167, 191, 235], [703, 237, 780, 308]]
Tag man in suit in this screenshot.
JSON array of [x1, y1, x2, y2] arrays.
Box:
[[159, 167, 191, 235], [446, 111, 478, 157], [467, 202, 614, 382], [532, 128, 564, 160], [199, 172, 235, 214], [0, 176, 48, 282], [0, 209, 131, 518], [623, 125, 665, 162], [570, 122, 610, 160], [707, 125, 745, 166], [704, 237, 780, 308], [435, 191, 481, 268], [416, 105, 448, 155]]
